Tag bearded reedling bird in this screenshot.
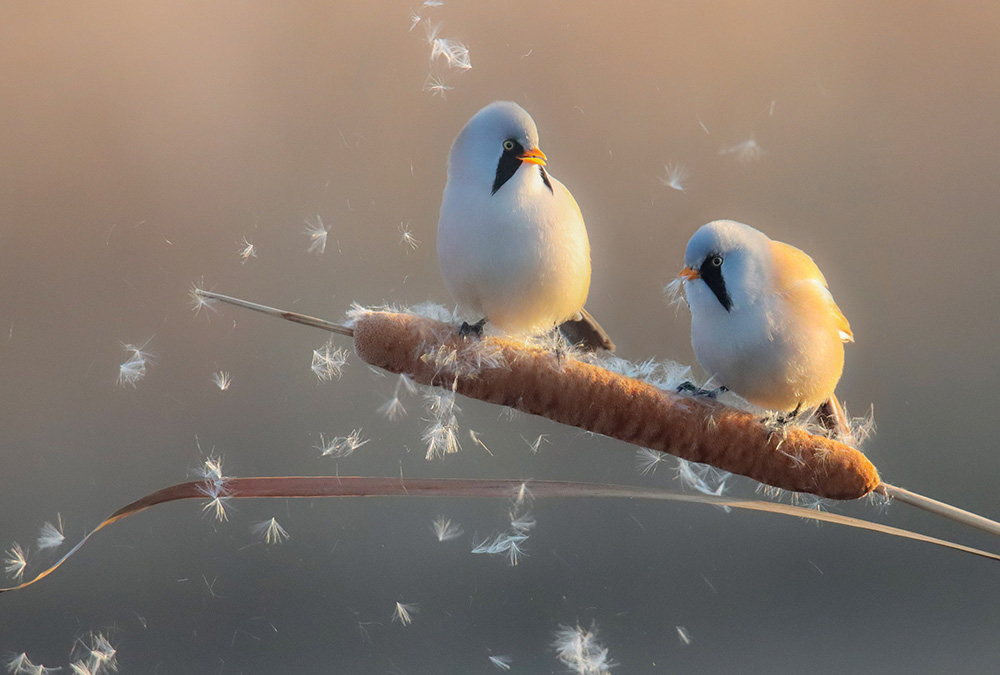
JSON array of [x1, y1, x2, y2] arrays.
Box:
[[437, 101, 614, 351], [677, 219, 855, 440]]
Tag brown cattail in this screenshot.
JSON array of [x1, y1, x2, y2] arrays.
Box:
[[351, 310, 880, 500]]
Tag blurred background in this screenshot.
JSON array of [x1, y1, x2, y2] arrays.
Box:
[[2, 1, 999, 672]]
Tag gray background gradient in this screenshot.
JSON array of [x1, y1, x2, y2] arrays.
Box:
[[1, 1, 999, 672]]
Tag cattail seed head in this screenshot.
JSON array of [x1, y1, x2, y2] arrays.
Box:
[[352, 311, 879, 500]]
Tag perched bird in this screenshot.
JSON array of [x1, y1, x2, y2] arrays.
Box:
[[677, 220, 854, 438], [437, 101, 614, 351]]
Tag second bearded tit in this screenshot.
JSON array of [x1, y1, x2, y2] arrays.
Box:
[[677, 219, 855, 439], [437, 101, 614, 351]]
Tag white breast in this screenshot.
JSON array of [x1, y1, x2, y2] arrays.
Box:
[[687, 285, 844, 412], [438, 164, 591, 335]]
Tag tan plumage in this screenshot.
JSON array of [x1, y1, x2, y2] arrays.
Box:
[[771, 241, 853, 343]]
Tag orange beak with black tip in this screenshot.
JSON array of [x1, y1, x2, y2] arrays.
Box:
[[518, 147, 547, 166], [678, 266, 700, 281]]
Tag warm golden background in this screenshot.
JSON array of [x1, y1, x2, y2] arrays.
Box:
[[2, 2, 999, 672]]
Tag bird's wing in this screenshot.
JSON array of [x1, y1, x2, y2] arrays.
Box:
[[771, 241, 853, 343]]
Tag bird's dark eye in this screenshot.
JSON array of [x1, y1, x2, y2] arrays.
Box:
[[502, 140, 515, 151], [710, 255, 723, 267]]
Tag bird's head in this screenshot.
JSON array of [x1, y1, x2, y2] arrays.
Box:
[[447, 101, 548, 194], [679, 219, 772, 314]]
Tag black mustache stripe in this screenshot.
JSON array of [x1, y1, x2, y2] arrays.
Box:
[[700, 257, 732, 311], [492, 141, 525, 195], [539, 165, 553, 193]]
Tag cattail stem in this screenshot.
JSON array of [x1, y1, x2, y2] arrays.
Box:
[[876, 483, 1000, 537], [196, 289, 354, 337]]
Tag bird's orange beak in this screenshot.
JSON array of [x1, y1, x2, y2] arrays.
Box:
[[519, 147, 547, 166], [678, 266, 700, 281]]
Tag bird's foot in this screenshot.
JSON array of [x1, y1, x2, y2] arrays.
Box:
[[761, 404, 804, 439], [762, 414, 790, 443], [675, 381, 726, 399], [458, 318, 487, 338], [548, 328, 571, 365]]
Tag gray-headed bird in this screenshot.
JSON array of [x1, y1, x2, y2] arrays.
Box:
[[437, 101, 614, 351], [677, 219, 854, 439]]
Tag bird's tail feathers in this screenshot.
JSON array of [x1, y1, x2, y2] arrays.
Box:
[[558, 308, 615, 352], [816, 394, 855, 446]]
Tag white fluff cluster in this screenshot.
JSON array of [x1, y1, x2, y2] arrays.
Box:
[[422, 386, 462, 460], [720, 137, 765, 164], [196, 455, 232, 523], [662, 276, 687, 311], [237, 235, 257, 264], [36, 517, 65, 552], [552, 623, 614, 675], [422, 74, 454, 99], [429, 31, 471, 71], [587, 352, 692, 392], [211, 370, 231, 391], [250, 517, 290, 545], [675, 458, 731, 500], [488, 654, 512, 670], [317, 429, 369, 458], [392, 601, 418, 626], [311, 340, 349, 382], [303, 215, 330, 255], [471, 500, 535, 566], [3, 542, 27, 581], [432, 516, 464, 542], [379, 374, 417, 421], [68, 631, 118, 675], [659, 162, 689, 191], [398, 221, 420, 250], [411, 3, 471, 99], [189, 284, 219, 316], [117, 340, 153, 388]]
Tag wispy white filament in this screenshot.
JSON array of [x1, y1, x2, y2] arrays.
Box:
[[553, 623, 614, 675], [392, 601, 418, 626], [251, 518, 290, 545], [317, 429, 369, 458], [659, 162, 689, 191], [488, 654, 512, 670], [303, 215, 330, 254], [720, 137, 765, 164], [237, 236, 257, 263], [399, 221, 421, 250], [116, 340, 153, 388], [212, 371, 231, 391], [36, 516, 65, 551], [311, 340, 348, 381], [432, 516, 464, 542], [3, 543, 27, 580]]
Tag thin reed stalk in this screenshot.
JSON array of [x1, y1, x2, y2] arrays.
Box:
[[3, 476, 997, 593]]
